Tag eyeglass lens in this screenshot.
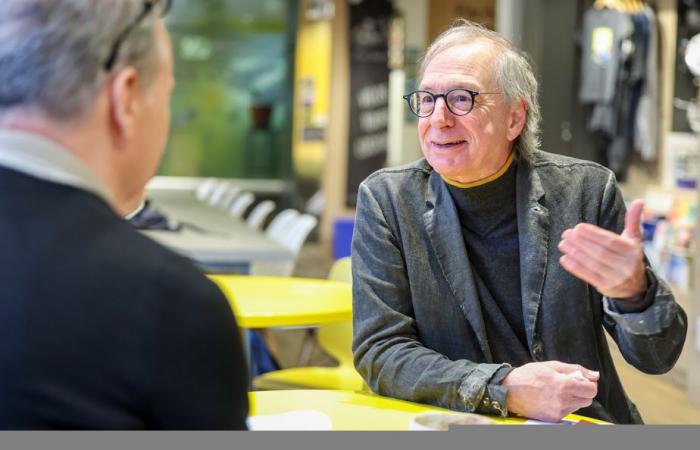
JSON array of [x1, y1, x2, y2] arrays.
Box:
[[408, 90, 474, 117]]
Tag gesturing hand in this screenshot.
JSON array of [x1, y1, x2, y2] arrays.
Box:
[[558, 199, 647, 300], [501, 361, 599, 422]]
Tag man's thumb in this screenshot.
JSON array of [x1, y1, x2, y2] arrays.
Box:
[[622, 199, 644, 240]]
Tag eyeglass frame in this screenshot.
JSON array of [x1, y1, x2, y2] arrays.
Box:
[[103, 0, 173, 71], [402, 88, 502, 118]]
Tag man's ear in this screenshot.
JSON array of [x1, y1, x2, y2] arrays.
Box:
[[506, 99, 528, 142], [108, 67, 141, 146]]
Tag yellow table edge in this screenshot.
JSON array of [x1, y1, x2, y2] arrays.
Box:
[[249, 390, 609, 430], [208, 275, 353, 328]]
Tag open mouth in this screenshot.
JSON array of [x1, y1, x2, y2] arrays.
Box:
[[432, 140, 466, 150]]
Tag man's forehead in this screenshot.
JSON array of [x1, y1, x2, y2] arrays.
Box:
[[430, 41, 497, 69], [420, 42, 497, 89]]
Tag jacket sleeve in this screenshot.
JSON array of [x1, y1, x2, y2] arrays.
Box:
[[597, 171, 687, 374], [352, 181, 510, 416]]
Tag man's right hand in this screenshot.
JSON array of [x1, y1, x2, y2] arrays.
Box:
[[500, 361, 599, 422]]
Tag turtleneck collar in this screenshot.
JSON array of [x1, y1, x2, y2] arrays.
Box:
[[441, 151, 515, 189]]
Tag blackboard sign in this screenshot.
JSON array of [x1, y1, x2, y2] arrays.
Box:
[[346, 0, 393, 206]]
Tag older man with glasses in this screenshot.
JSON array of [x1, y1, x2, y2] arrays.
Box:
[[0, 0, 248, 429], [351, 19, 687, 424]]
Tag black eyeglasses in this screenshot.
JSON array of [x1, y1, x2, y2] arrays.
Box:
[[402, 88, 501, 118], [103, 0, 173, 71]]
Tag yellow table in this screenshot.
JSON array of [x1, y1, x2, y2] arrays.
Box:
[[249, 390, 608, 430], [208, 275, 352, 329]]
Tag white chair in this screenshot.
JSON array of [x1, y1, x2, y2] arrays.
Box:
[[246, 200, 276, 231], [279, 214, 318, 254], [207, 180, 233, 206], [264, 209, 300, 238], [254, 213, 317, 277], [229, 191, 255, 219], [216, 185, 242, 210], [195, 177, 218, 201]]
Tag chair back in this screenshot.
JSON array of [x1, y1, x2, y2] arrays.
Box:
[[279, 214, 317, 254], [207, 180, 233, 205], [246, 200, 276, 231], [229, 191, 255, 218], [265, 209, 300, 238], [328, 256, 352, 283], [319, 256, 354, 367], [217, 186, 242, 210], [195, 177, 217, 201]]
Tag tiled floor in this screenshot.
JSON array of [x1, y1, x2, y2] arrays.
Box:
[[284, 242, 700, 424]]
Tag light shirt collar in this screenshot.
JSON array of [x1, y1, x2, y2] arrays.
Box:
[[0, 128, 113, 204], [124, 201, 147, 220]]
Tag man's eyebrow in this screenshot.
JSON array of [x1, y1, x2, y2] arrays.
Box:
[[418, 85, 476, 92]]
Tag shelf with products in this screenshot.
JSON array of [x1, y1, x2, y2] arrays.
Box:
[[640, 187, 697, 293]]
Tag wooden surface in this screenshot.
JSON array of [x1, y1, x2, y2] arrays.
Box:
[[611, 343, 700, 424]]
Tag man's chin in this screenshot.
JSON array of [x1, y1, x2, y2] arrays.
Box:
[[425, 158, 469, 179]]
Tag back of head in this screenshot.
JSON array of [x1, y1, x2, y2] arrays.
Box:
[[420, 19, 541, 162], [0, 0, 161, 122]]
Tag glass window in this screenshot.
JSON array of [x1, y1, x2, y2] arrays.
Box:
[[161, 0, 298, 179]]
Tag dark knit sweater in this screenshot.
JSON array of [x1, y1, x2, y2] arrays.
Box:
[[445, 161, 531, 367]]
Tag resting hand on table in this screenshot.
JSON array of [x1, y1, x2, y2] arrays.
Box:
[[558, 199, 647, 300], [501, 361, 599, 422]]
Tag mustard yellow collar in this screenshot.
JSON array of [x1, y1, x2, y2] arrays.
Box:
[[441, 151, 515, 189]]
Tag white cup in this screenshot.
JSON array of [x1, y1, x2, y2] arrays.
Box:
[[409, 412, 494, 430]]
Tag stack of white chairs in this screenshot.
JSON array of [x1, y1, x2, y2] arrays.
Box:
[[246, 200, 276, 231], [264, 209, 300, 238], [252, 210, 318, 277], [279, 214, 318, 255], [217, 186, 242, 210], [195, 179, 318, 276], [206, 180, 234, 206], [228, 191, 256, 219], [195, 178, 218, 201]]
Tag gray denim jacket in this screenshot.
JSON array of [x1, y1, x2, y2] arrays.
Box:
[[351, 151, 687, 424]]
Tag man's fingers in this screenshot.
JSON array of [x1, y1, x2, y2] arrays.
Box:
[[558, 235, 625, 273], [547, 362, 599, 380], [558, 239, 633, 289], [559, 253, 608, 288], [564, 224, 636, 255], [622, 199, 644, 240], [506, 362, 600, 422], [566, 377, 598, 399], [583, 368, 600, 381]]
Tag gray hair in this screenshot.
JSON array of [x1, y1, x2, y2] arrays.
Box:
[[0, 0, 162, 121], [419, 19, 541, 163]]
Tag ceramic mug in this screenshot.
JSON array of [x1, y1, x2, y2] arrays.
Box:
[[409, 412, 494, 430]]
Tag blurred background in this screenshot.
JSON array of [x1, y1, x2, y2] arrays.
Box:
[[149, 0, 700, 423]]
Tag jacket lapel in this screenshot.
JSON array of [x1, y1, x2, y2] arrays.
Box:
[[516, 158, 550, 350], [423, 171, 493, 361]]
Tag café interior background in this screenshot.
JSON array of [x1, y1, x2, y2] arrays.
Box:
[[158, 0, 700, 423]]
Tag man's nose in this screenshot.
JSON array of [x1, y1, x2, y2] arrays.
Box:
[[430, 97, 453, 127]]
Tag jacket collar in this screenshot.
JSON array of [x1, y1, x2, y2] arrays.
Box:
[[515, 156, 549, 350], [424, 166, 492, 361], [0, 128, 113, 204]]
